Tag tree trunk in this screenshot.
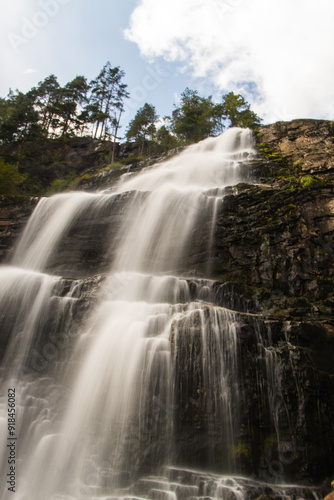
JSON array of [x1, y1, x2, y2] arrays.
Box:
[[46, 112, 54, 136], [94, 123, 99, 139], [62, 117, 69, 136], [112, 109, 122, 164], [99, 121, 105, 140]]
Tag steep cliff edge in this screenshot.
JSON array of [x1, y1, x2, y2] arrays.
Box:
[[206, 119, 334, 323], [0, 120, 334, 488]]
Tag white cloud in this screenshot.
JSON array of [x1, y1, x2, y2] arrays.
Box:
[[125, 0, 334, 123]]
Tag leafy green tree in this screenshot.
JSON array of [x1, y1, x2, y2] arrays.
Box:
[[0, 91, 40, 144], [28, 75, 61, 136], [0, 90, 43, 168], [0, 97, 14, 129], [57, 76, 89, 136], [216, 92, 261, 129], [126, 103, 158, 155], [30, 75, 90, 137], [155, 124, 180, 153], [171, 88, 216, 144], [26, 66, 129, 144]]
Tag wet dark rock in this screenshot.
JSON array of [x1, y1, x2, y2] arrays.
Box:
[[169, 304, 334, 483], [0, 272, 106, 369], [0, 119, 334, 487], [0, 195, 38, 263], [39, 191, 147, 278]]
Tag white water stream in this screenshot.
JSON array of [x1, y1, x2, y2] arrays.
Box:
[[0, 129, 320, 499]]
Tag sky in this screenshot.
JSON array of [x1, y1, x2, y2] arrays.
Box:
[[0, 0, 334, 131]]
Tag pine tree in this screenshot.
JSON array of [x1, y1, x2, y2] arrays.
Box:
[[216, 92, 261, 129], [88, 63, 129, 142], [171, 88, 216, 144], [28, 75, 61, 136], [57, 76, 89, 136], [126, 103, 158, 155]]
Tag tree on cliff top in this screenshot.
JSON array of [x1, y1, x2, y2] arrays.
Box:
[[171, 88, 216, 144], [126, 103, 158, 155], [28, 74, 61, 136], [215, 92, 261, 130], [57, 76, 90, 136], [88, 63, 129, 141], [170, 88, 260, 144], [0, 91, 40, 144]]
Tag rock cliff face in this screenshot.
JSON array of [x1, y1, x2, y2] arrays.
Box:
[[258, 119, 334, 177], [12, 120, 333, 318], [0, 196, 39, 262], [0, 119, 333, 488], [206, 120, 334, 483]]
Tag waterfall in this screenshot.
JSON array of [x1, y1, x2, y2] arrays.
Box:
[[0, 129, 323, 500]]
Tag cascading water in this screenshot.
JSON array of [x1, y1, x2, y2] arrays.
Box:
[[0, 128, 323, 500]]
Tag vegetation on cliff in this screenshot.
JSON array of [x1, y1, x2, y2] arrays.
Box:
[[0, 63, 261, 195]]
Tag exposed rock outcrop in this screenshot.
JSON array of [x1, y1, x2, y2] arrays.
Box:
[[0, 195, 38, 262], [0, 119, 334, 488], [257, 119, 334, 177]]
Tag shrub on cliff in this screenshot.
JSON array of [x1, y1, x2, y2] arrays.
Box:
[[0, 159, 27, 195]]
